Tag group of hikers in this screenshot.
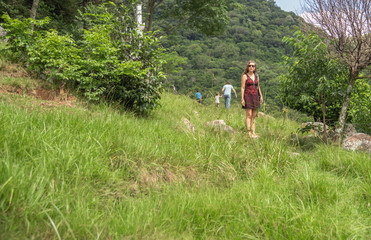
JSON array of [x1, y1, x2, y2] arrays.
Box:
[[196, 82, 237, 109], [194, 60, 263, 138]]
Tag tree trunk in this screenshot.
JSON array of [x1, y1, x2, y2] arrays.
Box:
[[145, 0, 155, 32], [321, 94, 327, 143], [81, 0, 90, 30], [335, 71, 358, 142], [30, 0, 40, 30], [30, 0, 39, 20]]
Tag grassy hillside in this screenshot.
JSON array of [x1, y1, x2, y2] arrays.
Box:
[[0, 73, 370, 239]]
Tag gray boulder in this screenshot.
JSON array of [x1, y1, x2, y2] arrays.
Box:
[[342, 133, 371, 154], [0, 26, 7, 37], [206, 120, 236, 134], [182, 118, 195, 133], [344, 124, 357, 138], [302, 122, 329, 133], [257, 112, 274, 119]]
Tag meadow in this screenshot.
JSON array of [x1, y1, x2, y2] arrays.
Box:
[[0, 76, 370, 239]]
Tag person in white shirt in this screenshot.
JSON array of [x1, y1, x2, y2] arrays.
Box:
[[215, 92, 222, 107], [221, 81, 237, 109]]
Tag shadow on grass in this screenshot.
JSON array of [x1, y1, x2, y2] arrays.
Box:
[[290, 134, 324, 151]]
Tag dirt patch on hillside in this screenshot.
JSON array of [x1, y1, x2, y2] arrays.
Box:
[[0, 62, 30, 78], [0, 84, 77, 108], [1, 62, 77, 107]]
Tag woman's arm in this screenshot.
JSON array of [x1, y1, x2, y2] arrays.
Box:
[[258, 75, 263, 103], [259, 87, 263, 103], [241, 74, 246, 106]]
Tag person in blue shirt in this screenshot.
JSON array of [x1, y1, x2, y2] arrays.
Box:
[[195, 90, 202, 103], [221, 81, 237, 109]]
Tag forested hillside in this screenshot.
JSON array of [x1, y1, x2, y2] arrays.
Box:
[[1, 0, 300, 104], [156, 0, 300, 103]]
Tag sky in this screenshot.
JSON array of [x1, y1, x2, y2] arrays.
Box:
[[274, 0, 304, 14]]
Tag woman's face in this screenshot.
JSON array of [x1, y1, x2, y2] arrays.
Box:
[[247, 63, 256, 73]]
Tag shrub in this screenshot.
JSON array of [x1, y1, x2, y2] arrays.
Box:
[[0, 13, 50, 62], [1, 2, 165, 113], [349, 79, 371, 134]]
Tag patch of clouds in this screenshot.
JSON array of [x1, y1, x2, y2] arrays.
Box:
[[300, 10, 371, 37]]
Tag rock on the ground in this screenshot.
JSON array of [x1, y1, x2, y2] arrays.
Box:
[[342, 133, 371, 154], [344, 124, 357, 138], [182, 118, 195, 132], [0, 26, 7, 37], [301, 122, 334, 137], [206, 120, 236, 134], [206, 120, 226, 126], [302, 122, 329, 132], [289, 152, 301, 157], [257, 112, 273, 118]]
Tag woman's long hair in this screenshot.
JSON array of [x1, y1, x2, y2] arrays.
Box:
[[243, 60, 257, 75]]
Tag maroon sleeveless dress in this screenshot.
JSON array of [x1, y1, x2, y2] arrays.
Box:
[[242, 74, 260, 109]]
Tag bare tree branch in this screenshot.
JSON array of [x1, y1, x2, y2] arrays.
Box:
[[302, 0, 371, 140], [356, 75, 371, 79]]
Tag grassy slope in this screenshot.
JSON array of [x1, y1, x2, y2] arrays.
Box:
[[0, 76, 370, 239]]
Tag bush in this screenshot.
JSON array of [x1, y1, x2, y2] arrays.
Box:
[[1, 2, 165, 113], [0, 13, 50, 62], [349, 79, 371, 134]]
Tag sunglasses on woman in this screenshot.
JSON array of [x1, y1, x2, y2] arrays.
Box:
[[248, 65, 255, 67]]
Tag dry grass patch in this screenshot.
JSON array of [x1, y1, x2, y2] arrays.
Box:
[[0, 61, 28, 78]]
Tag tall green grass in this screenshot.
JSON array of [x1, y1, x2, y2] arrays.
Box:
[[0, 89, 370, 239]]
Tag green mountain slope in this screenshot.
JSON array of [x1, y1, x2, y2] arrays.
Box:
[[0, 73, 370, 239], [157, 0, 300, 104]]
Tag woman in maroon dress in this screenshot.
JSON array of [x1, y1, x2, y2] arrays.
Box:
[[241, 60, 263, 138]]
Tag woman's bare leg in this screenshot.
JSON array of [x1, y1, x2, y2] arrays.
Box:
[[251, 109, 258, 137], [245, 108, 253, 137]]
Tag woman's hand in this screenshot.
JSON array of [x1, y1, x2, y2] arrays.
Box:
[[241, 99, 245, 107], [260, 98, 263, 104]]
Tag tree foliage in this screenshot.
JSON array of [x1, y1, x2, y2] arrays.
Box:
[[143, 0, 236, 35], [302, 0, 371, 138], [281, 30, 371, 134], [349, 78, 371, 134], [281, 30, 348, 125], [1, 2, 165, 113]]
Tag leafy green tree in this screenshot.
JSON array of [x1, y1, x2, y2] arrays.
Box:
[[162, 51, 188, 76], [0, 0, 107, 32], [0, 13, 50, 61], [303, 0, 371, 139], [349, 78, 371, 134], [143, 0, 237, 35], [0, 0, 31, 19], [280, 30, 348, 139], [1, 2, 165, 113], [162, 51, 188, 89]]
